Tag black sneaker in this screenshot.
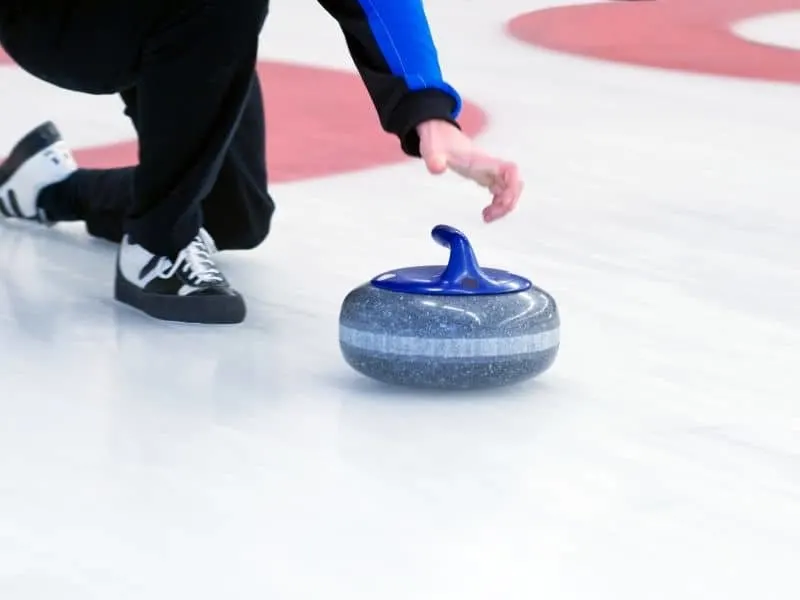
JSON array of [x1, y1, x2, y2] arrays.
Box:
[[0, 122, 78, 223], [114, 228, 246, 324]]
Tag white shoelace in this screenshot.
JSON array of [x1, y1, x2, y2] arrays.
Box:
[[158, 231, 223, 285]]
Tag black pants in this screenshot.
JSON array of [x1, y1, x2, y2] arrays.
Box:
[[0, 0, 275, 257]]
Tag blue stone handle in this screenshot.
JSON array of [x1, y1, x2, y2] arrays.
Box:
[[431, 224, 493, 288], [368, 224, 530, 295]]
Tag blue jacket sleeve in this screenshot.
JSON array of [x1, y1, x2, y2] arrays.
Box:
[[316, 0, 463, 157]]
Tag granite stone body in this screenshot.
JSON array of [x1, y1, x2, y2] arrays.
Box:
[[339, 282, 560, 390], [338, 225, 560, 390]]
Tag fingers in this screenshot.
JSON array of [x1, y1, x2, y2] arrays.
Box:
[[440, 151, 524, 222], [483, 163, 523, 222]]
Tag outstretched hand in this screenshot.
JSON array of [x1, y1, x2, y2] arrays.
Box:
[[417, 120, 523, 222]]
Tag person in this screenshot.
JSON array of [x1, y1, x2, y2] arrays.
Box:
[[0, 0, 522, 324]]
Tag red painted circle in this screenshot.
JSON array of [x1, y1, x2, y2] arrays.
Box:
[[507, 0, 800, 83], [1, 49, 487, 182]]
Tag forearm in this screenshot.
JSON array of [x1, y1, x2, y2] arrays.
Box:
[[316, 0, 462, 156]]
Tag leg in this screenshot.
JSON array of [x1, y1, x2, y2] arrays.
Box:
[[36, 71, 274, 251], [39, 166, 135, 243], [1, 0, 272, 323], [40, 90, 139, 243], [201, 75, 275, 252], [123, 0, 270, 259], [0, 1, 154, 93], [0, 0, 149, 228], [113, 18, 270, 324], [2, 1, 272, 252]]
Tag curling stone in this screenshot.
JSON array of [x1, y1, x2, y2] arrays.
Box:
[[338, 225, 560, 390]]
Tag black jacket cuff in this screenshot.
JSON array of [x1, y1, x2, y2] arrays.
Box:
[[387, 89, 461, 158]]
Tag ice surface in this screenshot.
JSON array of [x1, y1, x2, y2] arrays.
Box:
[[734, 10, 800, 50], [0, 1, 798, 599]]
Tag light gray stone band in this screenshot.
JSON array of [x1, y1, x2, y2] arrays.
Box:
[[339, 326, 560, 358]]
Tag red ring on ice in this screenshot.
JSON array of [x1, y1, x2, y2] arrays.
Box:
[[507, 0, 800, 84]]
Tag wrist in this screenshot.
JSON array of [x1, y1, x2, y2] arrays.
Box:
[[416, 119, 456, 136], [389, 90, 461, 157]]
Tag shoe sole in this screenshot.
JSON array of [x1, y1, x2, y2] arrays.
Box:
[[0, 122, 62, 189], [114, 272, 247, 325]]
